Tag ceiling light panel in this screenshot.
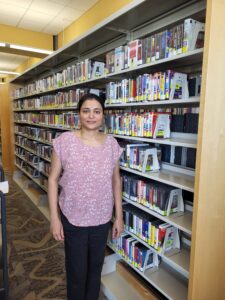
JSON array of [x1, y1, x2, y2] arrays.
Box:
[[0, 70, 20, 75], [10, 44, 53, 55]]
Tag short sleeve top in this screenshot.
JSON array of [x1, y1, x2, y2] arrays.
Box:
[[52, 131, 123, 226]]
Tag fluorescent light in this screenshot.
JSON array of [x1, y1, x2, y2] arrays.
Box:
[[10, 44, 53, 55], [0, 70, 21, 75], [0, 42, 53, 55], [0, 82, 6, 85]]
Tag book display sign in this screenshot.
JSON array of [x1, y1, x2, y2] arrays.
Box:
[[142, 148, 160, 173]]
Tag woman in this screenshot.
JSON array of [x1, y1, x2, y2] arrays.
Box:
[[48, 93, 124, 300]]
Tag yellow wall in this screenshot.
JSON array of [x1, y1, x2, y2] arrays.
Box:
[[2, 58, 42, 83], [58, 0, 133, 48], [15, 57, 42, 74], [0, 24, 53, 50], [0, 24, 52, 80]]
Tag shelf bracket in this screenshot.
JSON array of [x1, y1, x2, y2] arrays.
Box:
[[105, 26, 133, 42], [105, 25, 130, 34]]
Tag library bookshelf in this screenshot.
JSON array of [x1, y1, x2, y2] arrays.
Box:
[[9, 0, 225, 299]]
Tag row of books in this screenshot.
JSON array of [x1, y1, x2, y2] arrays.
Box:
[[123, 204, 180, 253], [105, 111, 171, 138], [119, 143, 161, 172], [15, 125, 60, 143], [14, 106, 198, 138], [15, 137, 52, 161], [122, 174, 184, 216], [161, 145, 196, 169], [13, 18, 204, 100], [15, 157, 48, 189], [19, 148, 40, 165], [106, 18, 204, 73], [14, 90, 83, 109], [13, 60, 105, 98], [119, 142, 196, 171], [14, 112, 80, 129], [105, 71, 189, 103], [13, 73, 201, 111], [15, 147, 51, 176], [171, 109, 199, 134], [105, 108, 199, 136], [15, 157, 40, 178], [13, 88, 105, 110], [108, 230, 159, 272]]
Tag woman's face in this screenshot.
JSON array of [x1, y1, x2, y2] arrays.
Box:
[[79, 99, 104, 131]]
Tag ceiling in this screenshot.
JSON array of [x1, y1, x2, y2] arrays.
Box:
[[0, 0, 98, 78], [0, 0, 98, 34], [0, 52, 28, 78]]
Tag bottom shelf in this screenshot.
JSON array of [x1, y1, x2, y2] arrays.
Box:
[[102, 252, 160, 300], [107, 243, 188, 300], [102, 270, 153, 300], [13, 171, 50, 220]]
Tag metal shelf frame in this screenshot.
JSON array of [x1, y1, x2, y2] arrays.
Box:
[[10, 0, 206, 85]]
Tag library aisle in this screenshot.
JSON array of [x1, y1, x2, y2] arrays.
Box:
[[0, 0, 225, 299], [5, 172, 107, 300]]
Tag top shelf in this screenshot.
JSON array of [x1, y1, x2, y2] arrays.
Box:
[[12, 49, 203, 101], [10, 0, 206, 85]]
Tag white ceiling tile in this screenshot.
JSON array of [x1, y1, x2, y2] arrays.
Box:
[[29, 0, 64, 17], [49, 18, 72, 28], [56, 6, 83, 21], [42, 27, 59, 35], [42, 18, 72, 34], [0, 3, 26, 18], [0, 13, 21, 26], [18, 19, 48, 32], [49, 0, 70, 5], [66, 0, 98, 11], [0, 0, 32, 9], [19, 10, 53, 24], [42, 23, 62, 35]]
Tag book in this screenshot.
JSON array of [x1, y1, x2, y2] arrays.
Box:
[[128, 40, 141, 68], [106, 50, 115, 74], [114, 46, 125, 72]]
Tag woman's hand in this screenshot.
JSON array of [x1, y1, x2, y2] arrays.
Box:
[[50, 217, 64, 241], [112, 217, 124, 239]]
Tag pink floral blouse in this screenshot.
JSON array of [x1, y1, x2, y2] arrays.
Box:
[[53, 132, 123, 226]]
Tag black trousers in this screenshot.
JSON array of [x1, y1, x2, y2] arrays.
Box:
[[61, 212, 110, 300]]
